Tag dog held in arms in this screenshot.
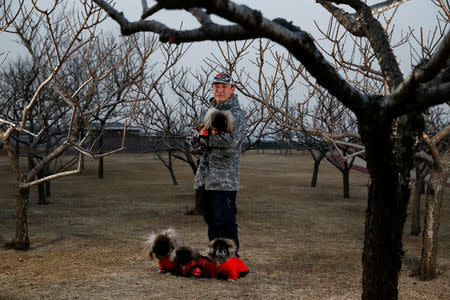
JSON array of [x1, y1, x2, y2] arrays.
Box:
[[144, 228, 179, 273], [203, 108, 234, 135], [207, 238, 249, 280]]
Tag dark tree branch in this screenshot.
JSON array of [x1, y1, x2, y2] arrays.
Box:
[[93, 0, 449, 123], [330, 0, 404, 90], [95, 0, 368, 115], [387, 30, 450, 115], [141, 3, 162, 20], [316, 1, 411, 37]]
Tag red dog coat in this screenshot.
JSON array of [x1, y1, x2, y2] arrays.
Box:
[[158, 256, 177, 273], [217, 257, 249, 280], [179, 257, 218, 278]]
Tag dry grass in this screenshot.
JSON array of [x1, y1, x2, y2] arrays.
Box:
[[0, 151, 448, 299]]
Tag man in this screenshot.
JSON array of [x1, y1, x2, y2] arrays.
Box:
[[186, 72, 246, 256]]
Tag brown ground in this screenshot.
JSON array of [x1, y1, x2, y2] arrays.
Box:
[[0, 151, 448, 299]]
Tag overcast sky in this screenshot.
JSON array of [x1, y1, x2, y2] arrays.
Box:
[[0, 0, 442, 75]]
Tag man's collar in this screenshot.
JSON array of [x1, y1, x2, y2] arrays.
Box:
[[213, 94, 237, 109]]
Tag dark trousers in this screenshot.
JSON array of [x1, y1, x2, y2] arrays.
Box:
[[201, 187, 239, 255]]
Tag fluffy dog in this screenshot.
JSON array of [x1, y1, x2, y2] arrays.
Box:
[[203, 108, 234, 135], [207, 238, 248, 280], [144, 228, 179, 273], [170, 245, 217, 278]]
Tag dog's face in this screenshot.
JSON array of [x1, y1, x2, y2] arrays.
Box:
[[207, 238, 236, 265], [204, 108, 234, 133], [145, 229, 178, 260], [152, 235, 173, 258], [212, 113, 228, 132], [170, 246, 200, 266]]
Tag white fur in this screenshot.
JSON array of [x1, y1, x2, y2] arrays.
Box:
[[143, 228, 178, 260], [206, 238, 237, 265], [203, 108, 234, 132]]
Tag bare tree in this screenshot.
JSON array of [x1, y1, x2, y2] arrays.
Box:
[[137, 83, 187, 186], [418, 124, 449, 280], [0, 1, 153, 250], [410, 105, 448, 236], [93, 1, 449, 298], [0, 57, 71, 204], [78, 34, 161, 179]]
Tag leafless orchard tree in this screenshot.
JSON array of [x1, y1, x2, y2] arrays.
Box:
[[406, 6, 449, 279], [93, 0, 449, 298], [74, 33, 162, 179], [0, 1, 154, 250], [410, 106, 448, 236], [418, 123, 449, 280], [136, 79, 188, 185], [0, 57, 71, 205]]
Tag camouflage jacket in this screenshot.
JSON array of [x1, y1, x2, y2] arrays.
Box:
[[186, 94, 246, 191]]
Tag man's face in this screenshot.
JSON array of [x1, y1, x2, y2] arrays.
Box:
[[213, 83, 235, 104]]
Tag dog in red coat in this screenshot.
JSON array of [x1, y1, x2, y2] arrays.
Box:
[[170, 246, 217, 278], [207, 238, 249, 280], [144, 228, 178, 273]]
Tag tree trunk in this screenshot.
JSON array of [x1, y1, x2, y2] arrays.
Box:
[[98, 157, 104, 179], [309, 150, 325, 187], [38, 182, 46, 204], [419, 149, 449, 280], [80, 126, 85, 171], [324, 151, 353, 198], [168, 151, 178, 185], [343, 167, 350, 199], [2, 137, 30, 250], [410, 173, 424, 236], [45, 181, 51, 197], [9, 186, 31, 250], [38, 169, 48, 205], [360, 114, 420, 300], [98, 133, 104, 179], [15, 131, 20, 158]]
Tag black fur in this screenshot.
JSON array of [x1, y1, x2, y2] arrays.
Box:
[[211, 112, 228, 132], [144, 228, 178, 260], [171, 246, 200, 266]]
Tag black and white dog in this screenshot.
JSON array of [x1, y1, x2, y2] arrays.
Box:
[[203, 108, 234, 135]]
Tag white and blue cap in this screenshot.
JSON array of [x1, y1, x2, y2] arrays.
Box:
[[212, 72, 234, 86]]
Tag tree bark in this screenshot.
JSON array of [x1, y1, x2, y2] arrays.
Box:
[[98, 156, 104, 179], [45, 181, 51, 197], [309, 150, 325, 187], [419, 149, 449, 280], [324, 151, 354, 198], [38, 169, 48, 205], [360, 114, 421, 300], [9, 186, 31, 250], [410, 164, 424, 236], [168, 151, 178, 185], [343, 167, 350, 199], [98, 133, 104, 179]]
